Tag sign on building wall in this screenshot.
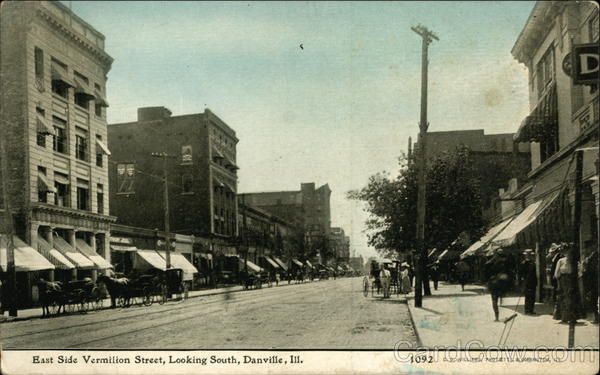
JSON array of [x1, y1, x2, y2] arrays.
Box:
[[181, 145, 193, 164], [117, 163, 135, 194], [571, 43, 599, 85]]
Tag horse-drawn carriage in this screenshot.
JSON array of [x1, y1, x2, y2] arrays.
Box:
[[362, 260, 401, 297], [38, 278, 106, 317]]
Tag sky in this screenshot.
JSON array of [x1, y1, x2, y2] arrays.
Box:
[[66, 1, 535, 260]]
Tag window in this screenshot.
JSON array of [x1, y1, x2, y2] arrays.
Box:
[[52, 116, 67, 154], [182, 174, 193, 194], [76, 181, 89, 211], [36, 107, 46, 147], [34, 47, 44, 91], [38, 167, 47, 203], [96, 135, 103, 167], [51, 59, 69, 98], [75, 93, 89, 109], [54, 173, 70, 207], [535, 46, 554, 96], [116, 163, 135, 194], [97, 184, 104, 214], [75, 131, 88, 161], [95, 103, 102, 117]]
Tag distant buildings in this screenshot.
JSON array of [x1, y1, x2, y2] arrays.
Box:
[[0, 1, 114, 306], [107, 107, 239, 255], [241, 182, 332, 248], [329, 227, 350, 261]]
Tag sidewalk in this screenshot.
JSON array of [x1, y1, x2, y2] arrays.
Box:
[[0, 280, 301, 323], [406, 282, 599, 348]]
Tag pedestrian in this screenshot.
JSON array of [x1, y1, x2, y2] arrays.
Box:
[[455, 260, 469, 291], [400, 262, 412, 294], [428, 261, 440, 291], [520, 249, 537, 315], [485, 248, 511, 322], [552, 242, 582, 323], [547, 243, 562, 303], [407, 263, 415, 287], [379, 264, 391, 298]]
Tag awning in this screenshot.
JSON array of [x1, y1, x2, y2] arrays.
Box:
[[96, 138, 111, 156], [198, 253, 213, 260], [74, 78, 95, 100], [50, 65, 75, 87], [53, 234, 95, 269], [95, 91, 109, 107], [337, 265, 344, 271], [491, 191, 559, 247], [38, 173, 56, 193], [438, 249, 461, 261], [239, 258, 263, 273], [0, 235, 55, 272], [37, 236, 75, 269], [75, 239, 113, 269], [212, 147, 225, 159], [159, 252, 197, 281], [222, 180, 236, 193], [428, 248, 439, 258], [134, 250, 167, 271], [292, 258, 303, 267], [263, 256, 280, 269], [305, 260, 314, 268], [272, 256, 288, 271], [460, 217, 515, 259], [36, 116, 54, 135], [514, 84, 557, 143], [54, 173, 69, 185], [213, 176, 225, 188], [223, 155, 239, 170], [110, 244, 138, 252]]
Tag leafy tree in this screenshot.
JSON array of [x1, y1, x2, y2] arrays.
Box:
[[348, 146, 485, 258]]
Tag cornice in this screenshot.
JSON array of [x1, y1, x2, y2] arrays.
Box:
[[32, 203, 117, 223], [36, 8, 113, 72]]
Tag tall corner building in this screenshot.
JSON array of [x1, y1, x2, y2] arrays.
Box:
[[0, 1, 115, 284]]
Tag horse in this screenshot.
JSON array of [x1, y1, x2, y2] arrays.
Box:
[[37, 279, 64, 317], [97, 275, 130, 308]]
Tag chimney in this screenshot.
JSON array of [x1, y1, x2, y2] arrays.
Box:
[[137, 106, 172, 122]]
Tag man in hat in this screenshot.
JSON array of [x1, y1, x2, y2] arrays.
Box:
[[485, 248, 511, 321], [428, 260, 440, 291], [520, 249, 537, 315]]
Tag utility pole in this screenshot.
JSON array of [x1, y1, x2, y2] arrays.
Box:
[[0, 134, 17, 317], [568, 150, 583, 348], [411, 24, 438, 308], [151, 152, 176, 269]]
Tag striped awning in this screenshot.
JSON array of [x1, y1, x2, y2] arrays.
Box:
[[272, 256, 288, 271], [52, 235, 94, 269], [75, 239, 113, 269], [38, 173, 56, 193], [74, 78, 95, 99], [36, 116, 54, 135], [239, 258, 263, 273], [96, 138, 111, 155], [292, 258, 303, 267], [37, 237, 75, 269], [263, 256, 280, 269], [1, 235, 55, 272], [134, 250, 167, 271], [50, 65, 75, 87]]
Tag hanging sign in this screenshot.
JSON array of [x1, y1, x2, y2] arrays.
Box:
[[571, 43, 599, 85]]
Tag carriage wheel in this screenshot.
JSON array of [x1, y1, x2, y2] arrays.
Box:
[[362, 278, 369, 297], [143, 287, 153, 306], [94, 298, 104, 310], [117, 296, 127, 308]]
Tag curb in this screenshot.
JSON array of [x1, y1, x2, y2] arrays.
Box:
[[404, 296, 423, 347]]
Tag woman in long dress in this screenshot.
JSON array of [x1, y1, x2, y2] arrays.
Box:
[[400, 263, 412, 294]]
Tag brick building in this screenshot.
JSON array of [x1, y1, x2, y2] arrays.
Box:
[[414, 129, 532, 223], [0, 0, 115, 297], [241, 183, 332, 261], [107, 107, 239, 257]]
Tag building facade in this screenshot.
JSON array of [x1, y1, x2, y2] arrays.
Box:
[[241, 183, 331, 237], [329, 227, 350, 261], [107, 107, 239, 256], [509, 0, 598, 302], [0, 1, 115, 291]]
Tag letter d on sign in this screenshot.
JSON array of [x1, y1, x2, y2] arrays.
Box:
[[579, 54, 599, 74]]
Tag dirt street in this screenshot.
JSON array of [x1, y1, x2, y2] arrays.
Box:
[[1, 277, 417, 349]]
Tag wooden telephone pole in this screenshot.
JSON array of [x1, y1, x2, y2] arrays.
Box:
[[0, 134, 17, 317], [151, 152, 176, 269], [411, 24, 438, 308]]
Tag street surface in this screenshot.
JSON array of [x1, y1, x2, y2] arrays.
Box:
[[0, 277, 417, 349]]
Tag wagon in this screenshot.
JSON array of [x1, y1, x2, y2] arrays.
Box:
[[54, 279, 103, 314], [362, 261, 382, 297]]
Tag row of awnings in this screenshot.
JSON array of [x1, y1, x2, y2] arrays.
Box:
[[50, 65, 109, 107], [212, 147, 239, 170], [0, 234, 113, 272], [460, 190, 561, 259]]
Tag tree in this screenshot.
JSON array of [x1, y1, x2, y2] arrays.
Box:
[[348, 146, 485, 259]]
